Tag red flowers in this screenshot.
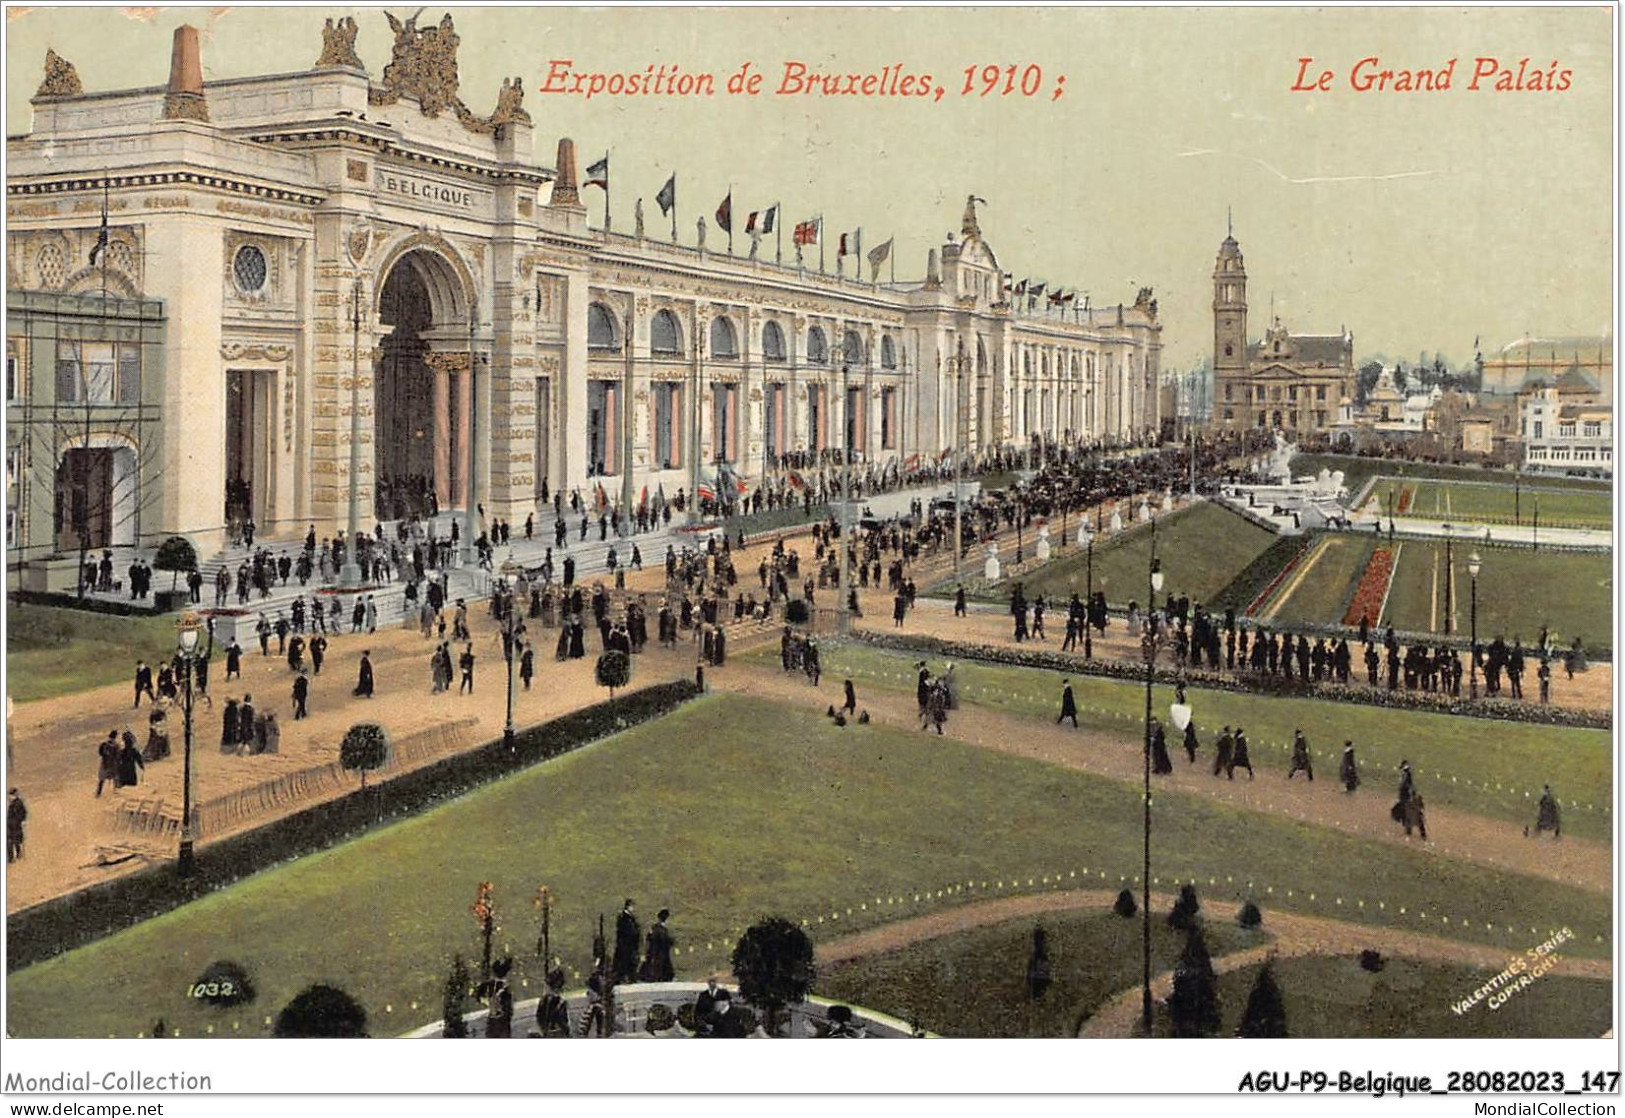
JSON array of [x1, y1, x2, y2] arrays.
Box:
[[1343, 547, 1395, 627]]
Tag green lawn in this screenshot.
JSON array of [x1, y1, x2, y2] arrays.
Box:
[[6, 694, 1609, 1038], [822, 907, 1266, 1037], [987, 501, 1277, 608], [1267, 535, 1373, 626], [781, 643, 1612, 841], [1371, 479, 1610, 530], [6, 603, 181, 703], [1378, 542, 1612, 649], [1212, 955, 1611, 1039]]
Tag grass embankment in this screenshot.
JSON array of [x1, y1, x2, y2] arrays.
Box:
[[6, 603, 180, 703], [7, 693, 1608, 1038]]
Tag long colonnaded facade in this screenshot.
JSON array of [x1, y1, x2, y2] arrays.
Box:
[[4, 15, 1161, 579]]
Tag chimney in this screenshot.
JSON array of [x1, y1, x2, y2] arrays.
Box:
[[161, 25, 209, 121], [549, 137, 582, 209], [924, 248, 942, 290]]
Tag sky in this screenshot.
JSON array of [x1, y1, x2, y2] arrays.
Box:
[[5, 4, 1615, 370]]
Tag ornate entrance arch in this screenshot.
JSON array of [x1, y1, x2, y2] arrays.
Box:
[[372, 245, 477, 520]]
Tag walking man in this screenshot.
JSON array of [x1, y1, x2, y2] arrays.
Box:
[[459, 644, 476, 695], [292, 670, 309, 720], [1057, 679, 1078, 728], [1288, 729, 1313, 780]]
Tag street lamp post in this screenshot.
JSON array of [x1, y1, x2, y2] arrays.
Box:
[[1015, 494, 1025, 564], [464, 296, 481, 569], [499, 557, 521, 752], [837, 347, 853, 635], [1079, 521, 1094, 659], [1141, 517, 1164, 1036], [175, 611, 211, 876], [1442, 524, 1454, 636], [340, 278, 364, 587], [1468, 551, 1481, 699]]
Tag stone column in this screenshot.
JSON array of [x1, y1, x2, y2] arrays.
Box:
[[433, 368, 451, 507], [456, 365, 473, 507]]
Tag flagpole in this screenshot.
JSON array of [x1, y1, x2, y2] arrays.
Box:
[[671, 174, 678, 243], [818, 216, 825, 274], [727, 186, 734, 255], [775, 202, 782, 266], [890, 237, 896, 285], [855, 228, 862, 286], [604, 148, 612, 232]]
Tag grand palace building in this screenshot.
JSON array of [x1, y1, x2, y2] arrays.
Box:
[[5, 17, 1161, 581]]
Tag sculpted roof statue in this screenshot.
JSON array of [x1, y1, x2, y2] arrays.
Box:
[[36, 47, 83, 98], [316, 16, 363, 70], [367, 11, 527, 135]]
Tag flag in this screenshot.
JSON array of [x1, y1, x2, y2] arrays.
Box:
[[734, 474, 749, 495], [793, 218, 820, 246], [594, 483, 608, 513], [903, 453, 922, 474], [696, 479, 717, 502], [584, 155, 609, 191], [1029, 282, 1047, 299], [655, 174, 676, 216], [867, 237, 893, 279], [786, 470, 806, 491], [1049, 290, 1064, 305], [715, 192, 732, 233], [838, 231, 858, 257], [638, 485, 648, 513], [746, 205, 776, 234], [937, 447, 953, 464], [1061, 291, 1076, 304], [1014, 279, 1027, 297]]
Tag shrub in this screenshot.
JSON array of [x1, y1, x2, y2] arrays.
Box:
[[1167, 927, 1220, 1038], [1237, 960, 1287, 1038], [340, 723, 391, 790], [273, 984, 368, 1037], [441, 955, 471, 1039], [1026, 924, 1052, 1001], [732, 916, 816, 1038], [1113, 889, 1137, 918], [645, 1003, 675, 1033], [1168, 884, 1201, 931], [595, 650, 631, 698], [1359, 949, 1386, 973], [153, 536, 199, 591], [189, 959, 255, 1007], [1237, 901, 1263, 929]]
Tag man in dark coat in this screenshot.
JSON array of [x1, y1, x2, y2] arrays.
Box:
[[5, 788, 26, 863], [292, 671, 310, 720], [237, 695, 256, 746], [1534, 785, 1561, 838], [354, 651, 374, 698], [1057, 680, 1078, 728], [612, 899, 641, 985], [1183, 720, 1199, 765], [116, 732, 145, 788], [706, 989, 748, 1038], [638, 908, 676, 982], [1212, 726, 1234, 778], [226, 641, 243, 680], [842, 679, 857, 716], [1340, 742, 1359, 793], [309, 634, 327, 676], [95, 732, 121, 797], [459, 645, 476, 695], [133, 661, 155, 708], [693, 976, 724, 1035], [221, 700, 240, 752], [1288, 729, 1313, 780], [1230, 727, 1254, 780]]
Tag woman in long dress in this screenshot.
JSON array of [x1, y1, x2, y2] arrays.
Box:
[[143, 704, 171, 762], [1151, 721, 1173, 775]]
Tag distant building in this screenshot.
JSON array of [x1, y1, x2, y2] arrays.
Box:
[[1482, 335, 1612, 404], [1210, 231, 1354, 434], [1519, 386, 1612, 477]]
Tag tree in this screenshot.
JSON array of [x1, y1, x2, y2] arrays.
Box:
[[1355, 360, 1384, 405], [595, 649, 631, 699], [273, 984, 368, 1037], [1392, 362, 1409, 394], [441, 955, 471, 1039], [1236, 900, 1263, 929], [153, 534, 197, 592], [339, 722, 390, 790], [1113, 889, 1137, 918], [1167, 927, 1220, 1037], [1238, 959, 1287, 1038], [731, 916, 816, 1038]]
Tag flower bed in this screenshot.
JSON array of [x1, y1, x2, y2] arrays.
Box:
[[1341, 547, 1395, 627], [1395, 485, 1414, 514], [1243, 539, 1311, 618]]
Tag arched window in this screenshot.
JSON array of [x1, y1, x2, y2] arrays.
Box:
[[842, 330, 865, 366], [587, 303, 621, 351], [807, 326, 828, 364], [651, 309, 683, 356], [880, 336, 897, 369], [709, 317, 739, 360], [762, 320, 786, 362]]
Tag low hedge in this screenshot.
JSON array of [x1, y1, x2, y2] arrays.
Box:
[[6, 680, 700, 973], [8, 589, 165, 617], [1209, 535, 1308, 615], [849, 632, 1610, 730]]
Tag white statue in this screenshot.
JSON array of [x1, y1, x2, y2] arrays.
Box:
[[1035, 523, 1051, 562], [1109, 508, 1123, 533]]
